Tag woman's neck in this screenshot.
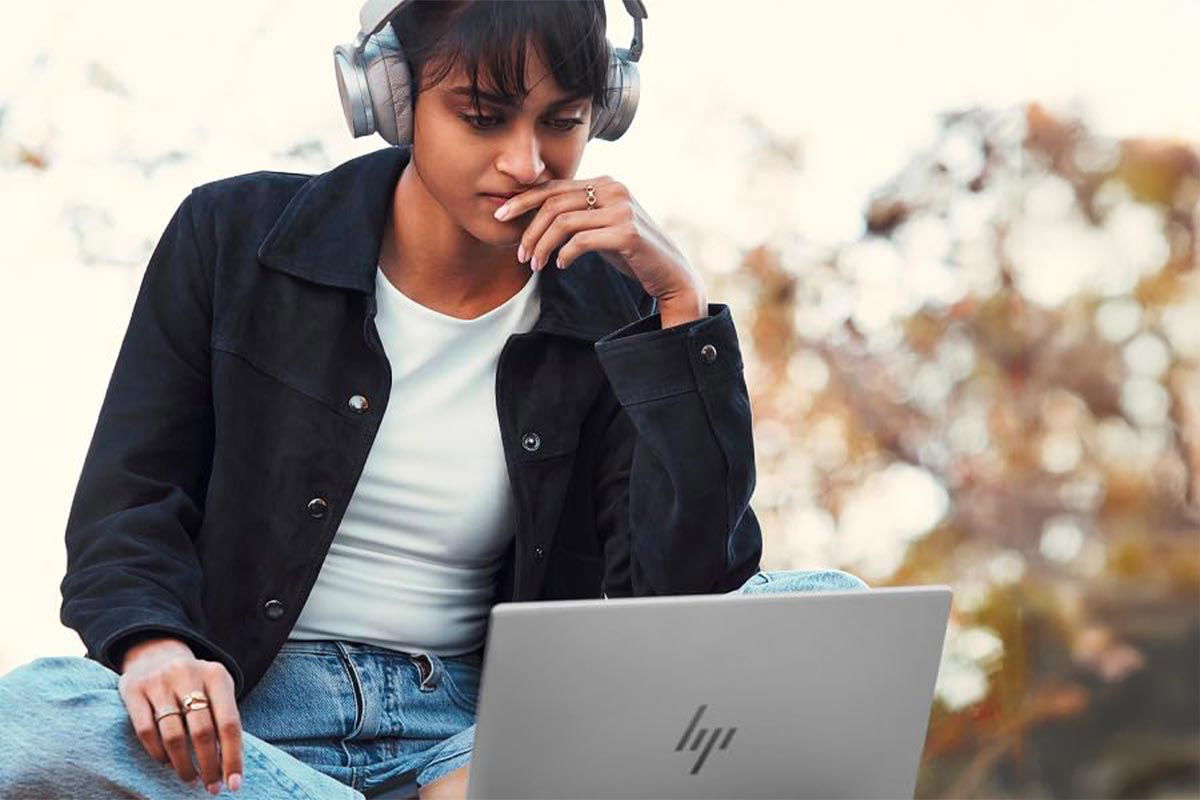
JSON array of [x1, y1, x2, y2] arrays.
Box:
[[379, 164, 529, 320]]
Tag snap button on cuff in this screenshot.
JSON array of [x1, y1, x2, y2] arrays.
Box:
[[700, 344, 718, 363], [263, 599, 285, 620], [348, 394, 369, 413], [521, 432, 541, 452], [307, 497, 328, 518]]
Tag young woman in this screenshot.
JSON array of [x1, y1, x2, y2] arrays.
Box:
[[0, 2, 868, 798]]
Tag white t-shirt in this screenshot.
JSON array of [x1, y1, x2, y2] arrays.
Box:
[[289, 263, 542, 655]]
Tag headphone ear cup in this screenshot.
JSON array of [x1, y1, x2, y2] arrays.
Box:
[[361, 24, 415, 147], [590, 42, 640, 142], [334, 41, 374, 138]]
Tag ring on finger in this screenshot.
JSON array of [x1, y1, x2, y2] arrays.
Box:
[[154, 707, 183, 723], [181, 690, 210, 713]]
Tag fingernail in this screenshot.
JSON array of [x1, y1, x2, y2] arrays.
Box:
[[229, 773, 242, 792], [556, 256, 564, 269], [494, 203, 510, 220], [517, 243, 527, 262], [531, 255, 540, 271], [207, 782, 220, 795]]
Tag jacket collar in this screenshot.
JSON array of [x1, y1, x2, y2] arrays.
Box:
[[256, 145, 646, 343]]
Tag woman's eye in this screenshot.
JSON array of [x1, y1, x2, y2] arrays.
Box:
[[460, 113, 501, 129], [458, 113, 584, 133]]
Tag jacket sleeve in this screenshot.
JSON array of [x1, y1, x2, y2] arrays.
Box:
[[58, 189, 243, 692], [591, 295, 763, 596]]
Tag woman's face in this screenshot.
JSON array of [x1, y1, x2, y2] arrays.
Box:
[[409, 41, 594, 246]]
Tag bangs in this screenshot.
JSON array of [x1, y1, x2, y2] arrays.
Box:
[[392, 0, 611, 114]]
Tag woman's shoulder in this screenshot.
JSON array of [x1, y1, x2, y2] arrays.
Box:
[[176, 167, 319, 262], [189, 166, 315, 213]]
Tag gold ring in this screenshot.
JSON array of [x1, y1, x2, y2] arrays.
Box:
[[154, 708, 183, 723], [181, 691, 210, 713], [584, 183, 597, 210]]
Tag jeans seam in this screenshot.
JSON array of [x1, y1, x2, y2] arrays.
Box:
[[439, 665, 478, 714], [418, 741, 475, 785], [438, 648, 484, 713], [332, 641, 366, 789], [244, 742, 349, 800]]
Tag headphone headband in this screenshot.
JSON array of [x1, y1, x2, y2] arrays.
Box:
[[334, 0, 648, 145], [355, 0, 411, 45], [355, 0, 647, 58]]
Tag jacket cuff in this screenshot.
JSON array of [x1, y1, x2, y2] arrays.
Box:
[[94, 616, 245, 697], [593, 303, 744, 406]]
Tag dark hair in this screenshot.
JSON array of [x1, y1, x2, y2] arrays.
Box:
[[389, 0, 611, 116]]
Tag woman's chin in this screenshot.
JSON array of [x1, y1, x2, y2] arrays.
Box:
[[463, 218, 522, 250]]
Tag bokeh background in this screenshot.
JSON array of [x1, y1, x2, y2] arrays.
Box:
[[2, 1, 1198, 797]]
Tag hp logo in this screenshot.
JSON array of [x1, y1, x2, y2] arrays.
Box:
[[675, 704, 736, 775]]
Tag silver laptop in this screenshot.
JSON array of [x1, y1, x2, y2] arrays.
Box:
[[466, 585, 951, 800]]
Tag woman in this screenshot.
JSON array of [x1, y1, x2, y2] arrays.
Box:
[[0, 2, 868, 798]]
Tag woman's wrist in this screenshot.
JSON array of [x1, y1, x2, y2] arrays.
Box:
[[658, 287, 708, 328], [117, 634, 195, 672]]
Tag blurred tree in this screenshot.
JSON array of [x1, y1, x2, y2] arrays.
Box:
[[724, 103, 1199, 799]]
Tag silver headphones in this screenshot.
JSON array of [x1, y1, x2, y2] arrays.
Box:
[[333, 0, 647, 146]]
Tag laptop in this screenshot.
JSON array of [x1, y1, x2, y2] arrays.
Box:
[[466, 585, 952, 800]]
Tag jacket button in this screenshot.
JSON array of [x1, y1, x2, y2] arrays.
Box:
[[263, 599, 285, 620], [521, 432, 541, 452], [348, 394, 369, 413], [700, 344, 718, 363], [533, 545, 545, 560], [307, 497, 328, 518]]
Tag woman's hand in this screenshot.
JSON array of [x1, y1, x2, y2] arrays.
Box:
[[494, 177, 707, 321], [118, 637, 243, 794]]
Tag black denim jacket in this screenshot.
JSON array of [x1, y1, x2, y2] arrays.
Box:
[[59, 145, 763, 700]]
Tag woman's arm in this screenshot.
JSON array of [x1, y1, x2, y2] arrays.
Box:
[[591, 295, 763, 596], [59, 189, 240, 688]]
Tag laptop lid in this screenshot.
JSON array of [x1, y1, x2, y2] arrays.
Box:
[[466, 585, 951, 800]]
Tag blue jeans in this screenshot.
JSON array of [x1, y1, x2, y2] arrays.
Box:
[[0, 568, 868, 799]]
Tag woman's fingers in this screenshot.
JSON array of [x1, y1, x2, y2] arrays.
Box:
[[121, 688, 169, 764], [145, 683, 199, 783], [115, 638, 237, 790], [203, 661, 244, 791], [182, 694, 224, 792]]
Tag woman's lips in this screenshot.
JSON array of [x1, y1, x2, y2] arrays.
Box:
[[481, 193, 513, 206]]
